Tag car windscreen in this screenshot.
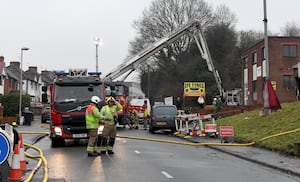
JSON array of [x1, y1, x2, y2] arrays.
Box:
[[54, 84, 103, 103], [153, 106, 177, 116]]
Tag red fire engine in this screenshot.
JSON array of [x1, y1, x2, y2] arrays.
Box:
[[46, 69, 105, 147], [105, 81, 129, 126]]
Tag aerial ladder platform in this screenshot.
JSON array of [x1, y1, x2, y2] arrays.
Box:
[[103, 18, 241, 105]]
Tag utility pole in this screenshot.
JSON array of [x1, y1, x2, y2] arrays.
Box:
[[263, 0, 269, 80], [147, 64, 150, 98], [263, 0, 270, 113]]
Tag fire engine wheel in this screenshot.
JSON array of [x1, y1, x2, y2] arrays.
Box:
[[51, 138, 65, 147]]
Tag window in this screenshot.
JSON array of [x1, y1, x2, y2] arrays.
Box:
[[283, 45, 297, 57], [243, 57, 248, 69], [252, 52, 257, 64], [262, 47, 265, 60], [283, 75, 295, 89], [252, 80, 257, 102]]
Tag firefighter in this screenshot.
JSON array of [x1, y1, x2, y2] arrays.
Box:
[[128, 110, 139, 129], [142, 100, 149, 130], [85, 96, 102, 157], [99, 96, 122, 155]]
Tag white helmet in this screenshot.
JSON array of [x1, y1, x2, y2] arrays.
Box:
[[91, 96, 101, 104]]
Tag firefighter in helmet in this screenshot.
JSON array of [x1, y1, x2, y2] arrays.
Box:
[[128, 109, 139, 129], [99, 96, 122, 155], [85, 96, 102, 156]]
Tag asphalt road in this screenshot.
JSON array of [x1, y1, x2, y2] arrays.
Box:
[[19, 124, 300, 182]]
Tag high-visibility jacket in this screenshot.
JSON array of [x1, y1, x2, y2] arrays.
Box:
[[143, 104, 149, 118], [100, 103, 122, 125], [85, 104, 101, 129]]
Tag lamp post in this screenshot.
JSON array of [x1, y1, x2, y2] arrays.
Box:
[[19, 47, 29, 124], [94, 37, 103, 72]]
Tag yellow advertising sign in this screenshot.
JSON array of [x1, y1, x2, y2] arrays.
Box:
[[271, 81, 276, 91], [184, 82, 205, 97]]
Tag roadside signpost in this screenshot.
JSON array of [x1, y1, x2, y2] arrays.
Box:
[[220, 126, 234, 143]]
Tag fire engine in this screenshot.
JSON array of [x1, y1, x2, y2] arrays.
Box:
[[46, 69, 105, 147], [104, 81, 129, 125]]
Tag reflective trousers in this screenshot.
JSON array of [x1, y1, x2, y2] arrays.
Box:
[[98, 124, 116, 152], [86, 128, 98, 153]]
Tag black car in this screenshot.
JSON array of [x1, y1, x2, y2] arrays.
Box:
[[41, 105, 51, 123], [149, 105, 177, 134]]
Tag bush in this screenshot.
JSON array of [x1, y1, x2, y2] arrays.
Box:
[[0, 94, 31, 116]]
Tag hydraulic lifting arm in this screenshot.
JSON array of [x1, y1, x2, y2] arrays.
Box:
[[103, 18, 224, 97]]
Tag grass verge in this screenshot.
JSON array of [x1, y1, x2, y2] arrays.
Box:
[[215, 101, 300, 155]]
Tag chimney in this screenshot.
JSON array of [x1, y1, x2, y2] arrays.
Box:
[[28, 66, 38, 72], [10, 61, 20, 69], [0, 56, 5, 73]]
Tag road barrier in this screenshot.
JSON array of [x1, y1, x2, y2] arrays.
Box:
[[175, 113, 217, 138]]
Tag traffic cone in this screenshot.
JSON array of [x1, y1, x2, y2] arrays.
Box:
[[8, 144, 23, 181], [19, 133, 27, 171]]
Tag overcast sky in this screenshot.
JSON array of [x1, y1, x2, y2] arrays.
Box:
[[0, 0, 299, 80]]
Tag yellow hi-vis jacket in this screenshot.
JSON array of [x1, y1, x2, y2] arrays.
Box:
[[85, 104, 101, 129], [100, 102, 122, 125]]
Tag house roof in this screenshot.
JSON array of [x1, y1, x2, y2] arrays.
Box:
[[6, 65, 21, 81], [24, 70, 39, 83], [41, 71, 55, 85]]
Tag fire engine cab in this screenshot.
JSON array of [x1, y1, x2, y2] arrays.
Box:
[[46, 69, 105, 147]]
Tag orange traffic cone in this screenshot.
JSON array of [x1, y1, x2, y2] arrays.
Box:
[[8, 144, 23, 181], [19, 133, 27, 171]]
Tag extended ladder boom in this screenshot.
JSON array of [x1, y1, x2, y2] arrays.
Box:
[[103, 18, 224, 97]]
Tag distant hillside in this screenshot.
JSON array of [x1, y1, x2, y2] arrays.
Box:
[[216, 101, 300, 155]]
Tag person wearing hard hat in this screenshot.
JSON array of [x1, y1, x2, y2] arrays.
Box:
[[142, 100, 149, 130], [212, 97, 218, 119], [128, 109, 139, 129], [85, 96, 102, 156], [98, 96, 122, 155]]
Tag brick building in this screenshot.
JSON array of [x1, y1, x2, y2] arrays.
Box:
[[241, 36, 300, 106]]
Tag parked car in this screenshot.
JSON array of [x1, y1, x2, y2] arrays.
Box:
[[149, 105, 177, 134], [41, 105, 51, 123]]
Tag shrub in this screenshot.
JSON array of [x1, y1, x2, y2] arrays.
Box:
[[0, 94, 31, 116]]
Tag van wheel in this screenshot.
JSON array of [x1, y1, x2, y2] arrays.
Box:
[[151, 128, 155, 134], [171, 128, 176, 134], [149, 126, 155, 134]]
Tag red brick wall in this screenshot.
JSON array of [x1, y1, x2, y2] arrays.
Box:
[[242, 37, 300, 106]]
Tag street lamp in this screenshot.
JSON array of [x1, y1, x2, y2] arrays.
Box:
[[94, 37, 103, 72], [19, 47, 29, 124]]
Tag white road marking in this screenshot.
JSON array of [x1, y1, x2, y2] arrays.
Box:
[[134, 150, 141, 154], [123, 140, 127, 143], [161, 171, 174, 179]]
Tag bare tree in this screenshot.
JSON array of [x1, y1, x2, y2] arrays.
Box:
[[212, 4, 237, 28], [238, 30, 264, 51], [128, 0, 214, 59], [280, 21, 300, 36]]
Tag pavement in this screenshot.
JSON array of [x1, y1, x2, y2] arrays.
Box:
[[179, 134, 300, 178], [14, 118, 300, 179]]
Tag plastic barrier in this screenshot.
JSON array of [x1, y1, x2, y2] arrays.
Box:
[[175, 113, 216, 137]]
